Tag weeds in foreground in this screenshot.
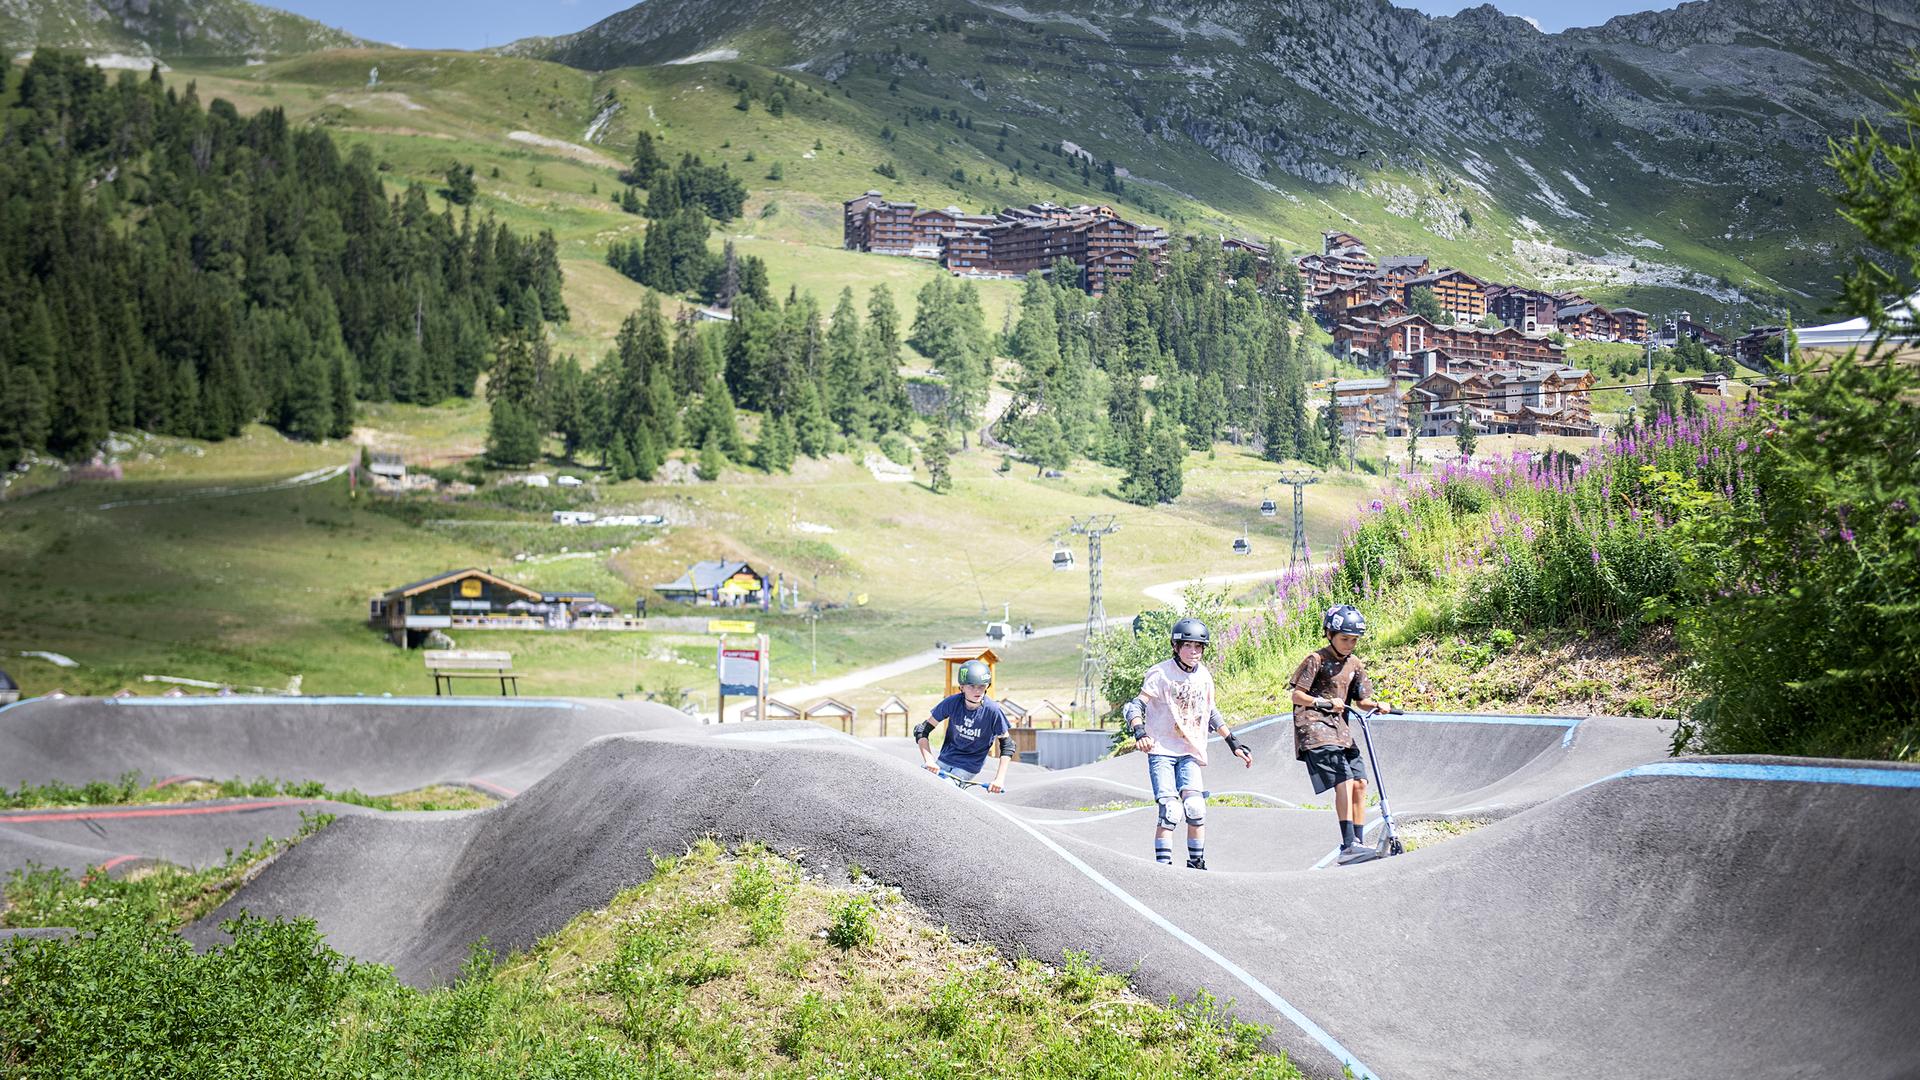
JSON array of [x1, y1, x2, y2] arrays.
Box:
[[0, 840, 1304, 1079], [0, 773, 495, 812]]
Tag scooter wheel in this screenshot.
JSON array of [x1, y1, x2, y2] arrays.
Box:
[[1387, 837, 1405, 856]]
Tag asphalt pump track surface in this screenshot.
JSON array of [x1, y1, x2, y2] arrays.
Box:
[[1, 694, 1915, 1078]]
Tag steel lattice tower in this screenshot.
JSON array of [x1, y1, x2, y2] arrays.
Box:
[[1069, 514, 1121, 723], [1275, 472, 1321, 568]]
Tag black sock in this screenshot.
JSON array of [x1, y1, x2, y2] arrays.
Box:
[[1340, 820, 1356, 846]]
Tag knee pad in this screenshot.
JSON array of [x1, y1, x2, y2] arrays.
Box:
[[1182, 792, 1207, 826], [1156, 797, 1181, 829]]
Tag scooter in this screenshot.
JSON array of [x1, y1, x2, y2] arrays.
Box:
[[1336, 704, 1405, 865]]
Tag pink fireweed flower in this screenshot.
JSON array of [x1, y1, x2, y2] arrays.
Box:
[[1590, 549, 1601, 565]]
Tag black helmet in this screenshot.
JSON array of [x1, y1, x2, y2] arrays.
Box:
[[1323, 605, 1367, 637], [1170, 618, 1211, 648], [956, 659, 993, 687]]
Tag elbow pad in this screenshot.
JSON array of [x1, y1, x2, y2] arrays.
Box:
[[1207, 708, 1227, 733], [996, 734, 1018, 759], [912, 720, 935, 741]]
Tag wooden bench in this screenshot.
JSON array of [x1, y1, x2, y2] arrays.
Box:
[[424, 650, 519, 696]]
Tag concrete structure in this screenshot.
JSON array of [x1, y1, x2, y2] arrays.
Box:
[[2, 696, 1914, 1080]]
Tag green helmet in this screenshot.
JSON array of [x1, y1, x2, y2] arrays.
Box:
[[956, 659, 993, 688]]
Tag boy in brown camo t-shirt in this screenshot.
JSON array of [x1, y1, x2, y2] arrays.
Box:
[[1289, 605, 1386, 861]]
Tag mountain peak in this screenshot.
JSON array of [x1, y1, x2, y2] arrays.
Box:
[[1, 0, 375, 61]]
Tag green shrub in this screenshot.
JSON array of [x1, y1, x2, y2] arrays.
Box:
[[825, 894, 875, 952], [878, 432, 912, 466], [1670, 354, 1920, 759]]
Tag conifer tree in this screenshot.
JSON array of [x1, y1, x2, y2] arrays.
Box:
[[1454, 409, 1478, 459], [629, 131, 666, 188], [921, 425, 953, 493], [864, 285, 908, 430], [698, 431, 726, 480], [793, 380, 833, 457], [550, 353, 588, 459], [753, 414, 796, 472], [486, 399, 540, 466], [823, 288, 871, 438]]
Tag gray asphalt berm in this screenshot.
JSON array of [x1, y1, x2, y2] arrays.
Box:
[[188, 720, 1920, 1079], [0, 695, 691, 878], [5, 696, 1916, 1078]]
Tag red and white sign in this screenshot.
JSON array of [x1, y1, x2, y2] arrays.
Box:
[[719, 647, 762, 696]]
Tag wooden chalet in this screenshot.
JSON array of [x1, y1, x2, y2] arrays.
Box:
[[370, 568, 542, 647], [1609, 307, 1650, 342], [654, 560, 770, 607], [1402, 269, 1488, 321], [1344, 296, 1409, 324], [1323, 229, 1367, 256], [1345, 315, 1567, 368], [1376, 255, 1431, 286], [939, 221, 994, 271], [1484, 285, 1558, 334], [843, 192, 917, 254], [1331, 377, 1403, 438], [1556, 302, 1613, 338], [1736, 326, 1786, 369]]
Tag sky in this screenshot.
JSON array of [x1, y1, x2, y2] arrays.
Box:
[[270, 1, 1680, 52]]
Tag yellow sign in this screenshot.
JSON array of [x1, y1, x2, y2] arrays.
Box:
[[460, 579, 483, 598], [856, 593, 869, 606], [707, 619, 757, 634]]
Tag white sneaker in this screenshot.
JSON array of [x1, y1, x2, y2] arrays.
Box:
[[1337, 842, 1379, 865]]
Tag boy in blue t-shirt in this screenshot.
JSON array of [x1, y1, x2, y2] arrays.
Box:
[[914, 659, 1016, 793]]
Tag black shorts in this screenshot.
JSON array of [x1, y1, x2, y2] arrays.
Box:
[[1303, 746, 1367, 795]]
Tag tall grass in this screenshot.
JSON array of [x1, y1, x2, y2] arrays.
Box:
[[1105, 400, 1771, 729]]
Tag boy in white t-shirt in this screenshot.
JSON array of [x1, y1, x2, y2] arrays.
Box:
[[1121, 618, 1253, 869]]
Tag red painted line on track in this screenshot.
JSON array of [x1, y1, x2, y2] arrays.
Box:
[[95, 854, 141, 873], [467, 778, 519, 798], [0, 799, 320, 825]]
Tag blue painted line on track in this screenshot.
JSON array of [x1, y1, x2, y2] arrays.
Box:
[[106, 695, 581, 710], [0, 696, 45, 718], [971, 790, 1381, 1079], [1601, 760, 1920, 789]]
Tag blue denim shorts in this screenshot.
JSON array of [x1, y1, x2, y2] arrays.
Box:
[[937, 764, 984, 788], [1146, 753, 1203, 800]]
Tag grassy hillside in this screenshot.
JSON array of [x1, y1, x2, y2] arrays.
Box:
[[0, 390, 1387, 714], [0, 0, 370, 60]]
